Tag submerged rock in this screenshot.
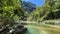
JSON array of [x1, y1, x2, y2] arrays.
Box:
[[0, 24, 27, 34], [0, 26, 6, 33], [9, 24, 27, 34]]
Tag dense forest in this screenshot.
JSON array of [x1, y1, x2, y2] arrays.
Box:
[[0, 0, 60, 34], [28, 0, 60, 21], [0, 0, 60, 25]]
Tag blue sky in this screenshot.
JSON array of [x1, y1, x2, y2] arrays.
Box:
[[22, 0, 45, 6]]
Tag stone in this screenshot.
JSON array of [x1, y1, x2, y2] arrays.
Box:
[[9, 24, 27, 34]]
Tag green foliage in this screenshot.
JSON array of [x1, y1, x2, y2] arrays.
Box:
[[0, 0, 22, 25], [45, 0, 60, 19], [27, 0, 60, 21]]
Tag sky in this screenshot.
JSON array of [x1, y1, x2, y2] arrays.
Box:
[[22, 0, 45, 6]]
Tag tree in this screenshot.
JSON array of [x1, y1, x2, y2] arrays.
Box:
[[27, 0, 60, 21], [0, 0, 22, 26], [45, 0, 60, 19]]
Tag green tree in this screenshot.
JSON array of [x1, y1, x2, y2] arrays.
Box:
[[45, 0, 60, 19], [0, 0, 22, 26], [28, 0, 60, 21]]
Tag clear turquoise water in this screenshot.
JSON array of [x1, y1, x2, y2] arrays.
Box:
[[24, 27, 40, 34]]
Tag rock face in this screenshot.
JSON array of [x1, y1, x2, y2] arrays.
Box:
[[21, 1, 36, 13]]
